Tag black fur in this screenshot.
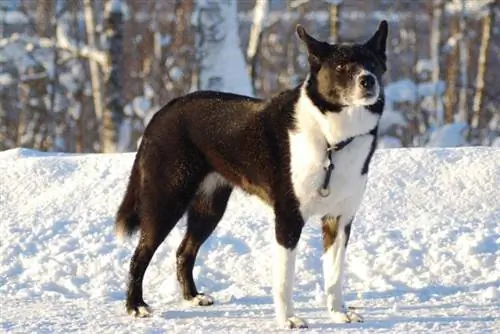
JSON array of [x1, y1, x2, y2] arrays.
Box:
[[362, 127, 380, 175], [116, 87, 305, 315], [115, 21, 388, 320]]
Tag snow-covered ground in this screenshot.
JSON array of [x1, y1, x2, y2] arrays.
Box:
[[0, 147, 498, 333]]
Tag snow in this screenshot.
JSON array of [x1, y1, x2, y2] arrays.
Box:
[[0, 147, 499, 333], [385, 79, 446, 105], [427, 122, 468, 148], [0, 73, 14, 85], [378, 109, 407, 133], [446, 0, 494, 16], [378, 136, 403, 149], [4, 11, 29, 25], [416, 59, 434, 74]]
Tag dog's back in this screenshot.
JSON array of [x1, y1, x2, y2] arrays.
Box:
[[115, 91, 263, 238]]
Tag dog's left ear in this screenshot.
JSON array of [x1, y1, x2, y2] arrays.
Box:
[[365, 20, 388, 63]]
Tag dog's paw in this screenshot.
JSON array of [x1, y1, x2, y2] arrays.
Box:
[[278, 316, 308, 329], [127, 303, 153, 318], [188, 293, 214, 306], [330, 309, 363, 323]]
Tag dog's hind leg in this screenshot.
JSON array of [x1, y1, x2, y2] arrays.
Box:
[[126, 193, 192, 317], [126, 153, 205, 317], [176, 175, 233, 306]]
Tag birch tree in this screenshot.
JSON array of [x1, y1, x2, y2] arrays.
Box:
[[36, 0, 52, 37], [247, 0, 268, 95], [83, 0, 105, 147], [430, 0, 444, 125], [471, 2, 495, 131], [457, 0, 468, 123], [193, 0, 252, 96], [102, 0, 125, 152], [327, 0, 342, 44], [444, 15, 459, 124]]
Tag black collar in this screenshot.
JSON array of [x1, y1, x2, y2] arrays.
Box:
[[318, 137, 354, 197], [318, 127, 378, 197], [329, 137, 354, 152]]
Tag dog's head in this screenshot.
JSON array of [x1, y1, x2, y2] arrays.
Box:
[[297, 21, 388, 110]]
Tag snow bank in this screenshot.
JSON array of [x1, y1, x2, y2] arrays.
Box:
[[0, 147, 498, 333]]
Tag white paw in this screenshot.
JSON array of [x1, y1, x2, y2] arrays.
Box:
[[189, 294, 214, 306], [278, 316, 308, 329], [330, 309, 363, 323], [128, 305, 153, 318]]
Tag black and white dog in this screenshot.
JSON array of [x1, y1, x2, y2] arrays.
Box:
[[115, 21, 388, 329]]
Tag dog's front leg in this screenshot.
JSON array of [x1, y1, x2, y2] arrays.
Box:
[[322, 215, 363, 323], [273, 203, 308, 329]]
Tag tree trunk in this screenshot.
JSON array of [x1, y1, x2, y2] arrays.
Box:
[[457, 0, 468, 123], [444, 15, 459, 124], [247, 0, 269, 95], [83, 0, 105, 149], [46, 0, 59, 151], [471, 2, 495, 131], [193, 0, 252, 96], [103, 0, 125, 152], [430, 0, 443, 125], [36, 0, 52, 37], [328, 0, 341, 44]]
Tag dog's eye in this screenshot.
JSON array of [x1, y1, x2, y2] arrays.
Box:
[[336, 65, 344, 72]]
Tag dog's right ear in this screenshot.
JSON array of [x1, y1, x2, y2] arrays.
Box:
[[296, 25, 327, 69]]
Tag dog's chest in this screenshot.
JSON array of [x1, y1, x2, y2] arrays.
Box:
[[288, 132, 373, 221]]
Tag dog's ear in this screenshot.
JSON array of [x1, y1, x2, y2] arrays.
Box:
[[296, 24, 327, 68], [365, 20, 388, 63]]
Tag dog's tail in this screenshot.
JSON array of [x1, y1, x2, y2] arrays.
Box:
[[115, 157, 141, 241]]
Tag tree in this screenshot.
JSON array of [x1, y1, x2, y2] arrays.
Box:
[[471, 2, 495, 133], [430, 0, 444, 125], [83, 0, 105, 149], [193, 0, 252, 96], [102, 0, 125, 152], [327, 0, 342, 44], [444, 15, 459, 124], [35, 0, 52, 38], [457, 0, 468, 123], [247, 0, 269, 95]]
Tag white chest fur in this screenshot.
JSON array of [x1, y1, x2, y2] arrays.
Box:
[[288, 87, 379, 222]]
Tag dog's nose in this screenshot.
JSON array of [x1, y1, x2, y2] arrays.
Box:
[[359, 75, 375, 90]]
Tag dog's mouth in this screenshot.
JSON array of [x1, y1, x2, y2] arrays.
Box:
[[347, 88, 379, 106], [362, 91, 376, 98]]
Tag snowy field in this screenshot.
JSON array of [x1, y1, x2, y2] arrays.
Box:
[[0, 147, 498, 333]]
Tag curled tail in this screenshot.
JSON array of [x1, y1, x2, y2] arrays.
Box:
[[115, 157, 141, 240]]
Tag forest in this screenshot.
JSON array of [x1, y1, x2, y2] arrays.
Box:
[[0, 0, 498, 153]]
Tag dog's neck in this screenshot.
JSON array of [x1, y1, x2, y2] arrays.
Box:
[[293, 80, 380, 147]]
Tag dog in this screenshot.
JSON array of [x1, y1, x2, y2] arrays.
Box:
[[115, 21, 388, 329]]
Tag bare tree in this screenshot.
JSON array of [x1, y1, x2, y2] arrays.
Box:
[[193, 0, 252, 96], [444, 15, 459, 124], [36, 0, 52, 37], [327, 0, 342, 44], [83, 0, 105, 147], [471, 2, 495, 132], [102, 0, 125, 152], [457, 0, 468, 123], [430, 0, 444, 125], [247, 0, 269, 95]]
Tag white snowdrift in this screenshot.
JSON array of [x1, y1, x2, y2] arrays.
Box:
[[0, 147, 498, 333]]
